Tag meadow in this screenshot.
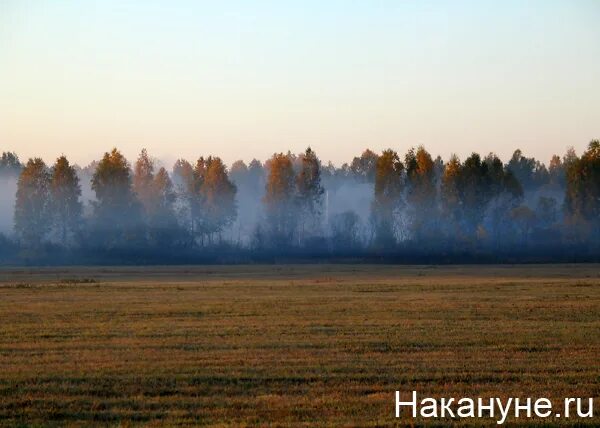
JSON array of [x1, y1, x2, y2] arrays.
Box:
[[0, 264, 598, 426]]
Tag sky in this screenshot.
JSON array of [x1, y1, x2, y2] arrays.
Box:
[[1, 0, 599, 168]]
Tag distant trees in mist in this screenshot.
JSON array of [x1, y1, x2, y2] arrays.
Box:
[[1, 140, 599, 263]]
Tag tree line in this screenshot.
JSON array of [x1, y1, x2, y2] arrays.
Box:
[[1, 140, 598, 263]]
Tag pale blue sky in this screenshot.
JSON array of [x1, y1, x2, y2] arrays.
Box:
[[1, 0, 598, 167]]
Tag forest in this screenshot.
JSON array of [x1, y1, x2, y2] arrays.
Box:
[[0, 141, 598, 264]]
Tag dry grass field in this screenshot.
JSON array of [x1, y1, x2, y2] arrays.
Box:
[[0, 264, 598, 427]]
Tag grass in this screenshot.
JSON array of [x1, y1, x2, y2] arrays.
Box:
[[0, 264, 598, 426]]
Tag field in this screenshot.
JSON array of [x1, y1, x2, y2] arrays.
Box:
[[0, 265, 598, 426]]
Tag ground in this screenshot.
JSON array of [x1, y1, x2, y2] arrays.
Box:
[[0, 264, 598, 426]]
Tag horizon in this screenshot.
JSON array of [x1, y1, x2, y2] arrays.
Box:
[[2, 0, 599, 167]]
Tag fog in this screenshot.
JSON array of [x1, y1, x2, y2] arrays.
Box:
[[0, 176, 17, 235], [2, 143, 599, 264]]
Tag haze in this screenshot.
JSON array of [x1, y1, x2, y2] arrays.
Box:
[[1, 0, 599, 167]]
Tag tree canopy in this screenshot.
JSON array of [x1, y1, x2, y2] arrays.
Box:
[[6, 141, 599, 263]]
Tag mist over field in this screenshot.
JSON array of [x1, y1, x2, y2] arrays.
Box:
[[2, 168, 374, 247], [0, 176, 17, 235], [1, 141, 598, 265], [0, 162, 375, 240]]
